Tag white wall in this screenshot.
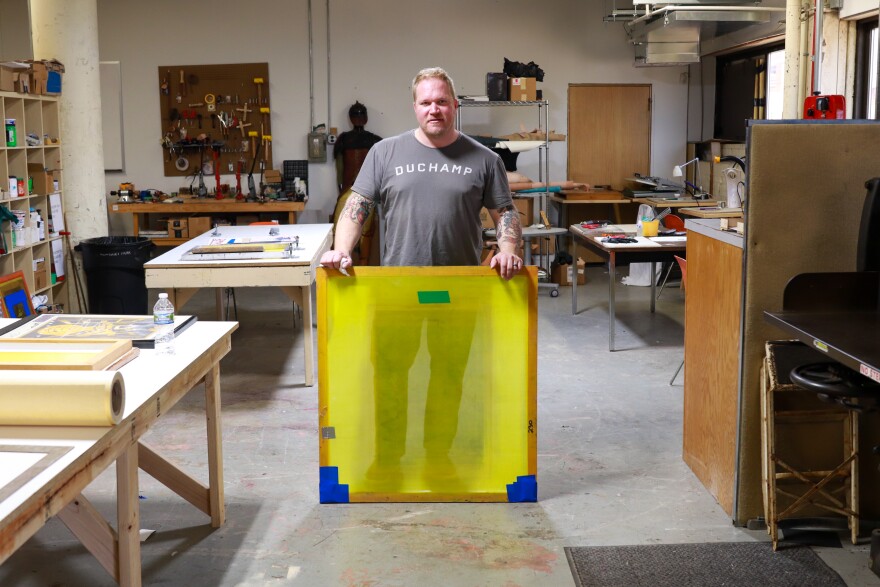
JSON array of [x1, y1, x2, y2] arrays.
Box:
[[97, 0, 690, 229], [841, 0, 880, 19]]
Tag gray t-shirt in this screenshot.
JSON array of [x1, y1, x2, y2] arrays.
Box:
[[352, 130, 512, 266]]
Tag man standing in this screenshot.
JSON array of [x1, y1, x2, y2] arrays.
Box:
[[320, 67, 524, 483], [320, 67, 523, 276]]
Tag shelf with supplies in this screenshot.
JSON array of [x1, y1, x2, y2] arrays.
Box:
[[0, 90, 67, 313], [110, 197, 306, 247], [456, 99, 562, 294]]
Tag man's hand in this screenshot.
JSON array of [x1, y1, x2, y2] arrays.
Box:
[[320, 250, 353, 274], [490, 251, 523, 280], [488, 205, 523, 280]]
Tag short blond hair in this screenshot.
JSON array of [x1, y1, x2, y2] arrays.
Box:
[[411, 67, 457, 101]]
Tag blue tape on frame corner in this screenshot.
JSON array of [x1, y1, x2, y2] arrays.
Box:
[[506, 475, 537, 502], [319, 466, 350, 503]]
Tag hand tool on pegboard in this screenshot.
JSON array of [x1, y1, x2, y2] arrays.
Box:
[[263, 135, 272, 166], [254, 77, 264, 105], [247, 140, 263, 199], [248, 130, 258, 156], [213, 147, 222, 198], [239, 120, 252, 138], [235, 158, 244, 200], [161, 71, 170, 109], [236, 102, 251, 123]]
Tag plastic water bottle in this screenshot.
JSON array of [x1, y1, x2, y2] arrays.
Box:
[[153, 293, 175, 354]]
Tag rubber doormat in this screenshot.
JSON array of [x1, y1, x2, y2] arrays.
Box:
[[564, 542, 846, 587]]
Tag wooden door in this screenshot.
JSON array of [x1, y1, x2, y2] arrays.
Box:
[[567, 84, 651, 191]]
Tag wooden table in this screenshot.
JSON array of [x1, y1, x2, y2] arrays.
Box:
[[145, 224, 333, 387], [678, 206, 744, 219], [569, 224, 686, 351], [551, 190, 635, 227], [635, 197, 723, 209], [110, 197, 306, 247], [0, 321, 237, 586]]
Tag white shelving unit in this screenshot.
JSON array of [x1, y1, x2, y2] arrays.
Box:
[[0, 91, 67, 312], [457, 99, 562, 295], [456, 99, 551, 222]]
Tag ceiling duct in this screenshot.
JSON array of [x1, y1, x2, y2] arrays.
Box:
[[620, 1, 782, 66]]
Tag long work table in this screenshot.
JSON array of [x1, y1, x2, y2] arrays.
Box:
[[568, 223, 686, 351], [110, 197, 306, 246], [145, 223, 333, 387], [0, 320, 238, 586]]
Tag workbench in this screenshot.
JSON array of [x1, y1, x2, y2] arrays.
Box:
[[145, 223, 333, 387], [110, 197, 306, 246], [568, 223, 686, 351], [0, 320, 238, 586]]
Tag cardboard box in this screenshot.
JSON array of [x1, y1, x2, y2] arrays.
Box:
[[23, 59, 63, 95], [509, 77, 536, 101], [0, 62, 29, 93], [168, 218, 188, 239], [29, 62, 47, 95], [188, 216, 212, 236], [551, 258, 586, 286], [34, 259, 48, 290]]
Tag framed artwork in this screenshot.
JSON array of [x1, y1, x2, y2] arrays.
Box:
[[0, 314, 197, 349], [317, 266, 538, 503], [0, 271, 34, 319]]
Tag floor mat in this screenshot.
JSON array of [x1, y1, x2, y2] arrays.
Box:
[[564, 542, 846, 587]]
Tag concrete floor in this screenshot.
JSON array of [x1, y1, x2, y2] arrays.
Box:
[[2, 265, 878, 586]]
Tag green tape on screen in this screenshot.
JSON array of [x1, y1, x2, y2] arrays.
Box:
[[417, 290, 450, 304]]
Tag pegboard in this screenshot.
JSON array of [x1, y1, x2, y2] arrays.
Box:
[[158, 62, 273, 181]]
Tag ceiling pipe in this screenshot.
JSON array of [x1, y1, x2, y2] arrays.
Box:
[[812, 0, 824, 94]]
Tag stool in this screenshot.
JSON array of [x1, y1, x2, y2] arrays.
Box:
[[761, 341, 860, 550]]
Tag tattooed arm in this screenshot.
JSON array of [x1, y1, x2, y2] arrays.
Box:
[[320, 191, 376, 270], [487, 204, 524, 280]]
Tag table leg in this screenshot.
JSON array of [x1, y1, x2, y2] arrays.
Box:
[[650, 261, 657, 313], [571, 239, 578, 315], [117, 442, 141, 587], [608, 253, 616, 351], [280, 285, 314, 387], [204, 363, 225, 527], [302, 285, 315, 387], [214, 289, 223, 321]]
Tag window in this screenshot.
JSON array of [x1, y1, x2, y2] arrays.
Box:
[[714, 44, 785, 142], [765, 49, 785, 120], [854, 18, 879, 119]]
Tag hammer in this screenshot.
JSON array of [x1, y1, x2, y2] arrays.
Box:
[[254, 77, 264, 105]]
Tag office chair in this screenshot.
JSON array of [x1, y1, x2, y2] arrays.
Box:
[[656, 215, 686, 298], [669, 255, 687, 385]]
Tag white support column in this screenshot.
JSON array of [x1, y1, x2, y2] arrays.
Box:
[[30, 0, 106, 243], [784, 0, 803, 118]]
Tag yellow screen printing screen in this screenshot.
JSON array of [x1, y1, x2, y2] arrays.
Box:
[[317, 266, 537, 503]]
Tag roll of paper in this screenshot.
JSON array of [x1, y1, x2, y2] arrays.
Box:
[[0, 370, 125, 426]]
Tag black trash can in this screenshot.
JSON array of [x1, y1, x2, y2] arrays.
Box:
[[77, 236, 153, 315]]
